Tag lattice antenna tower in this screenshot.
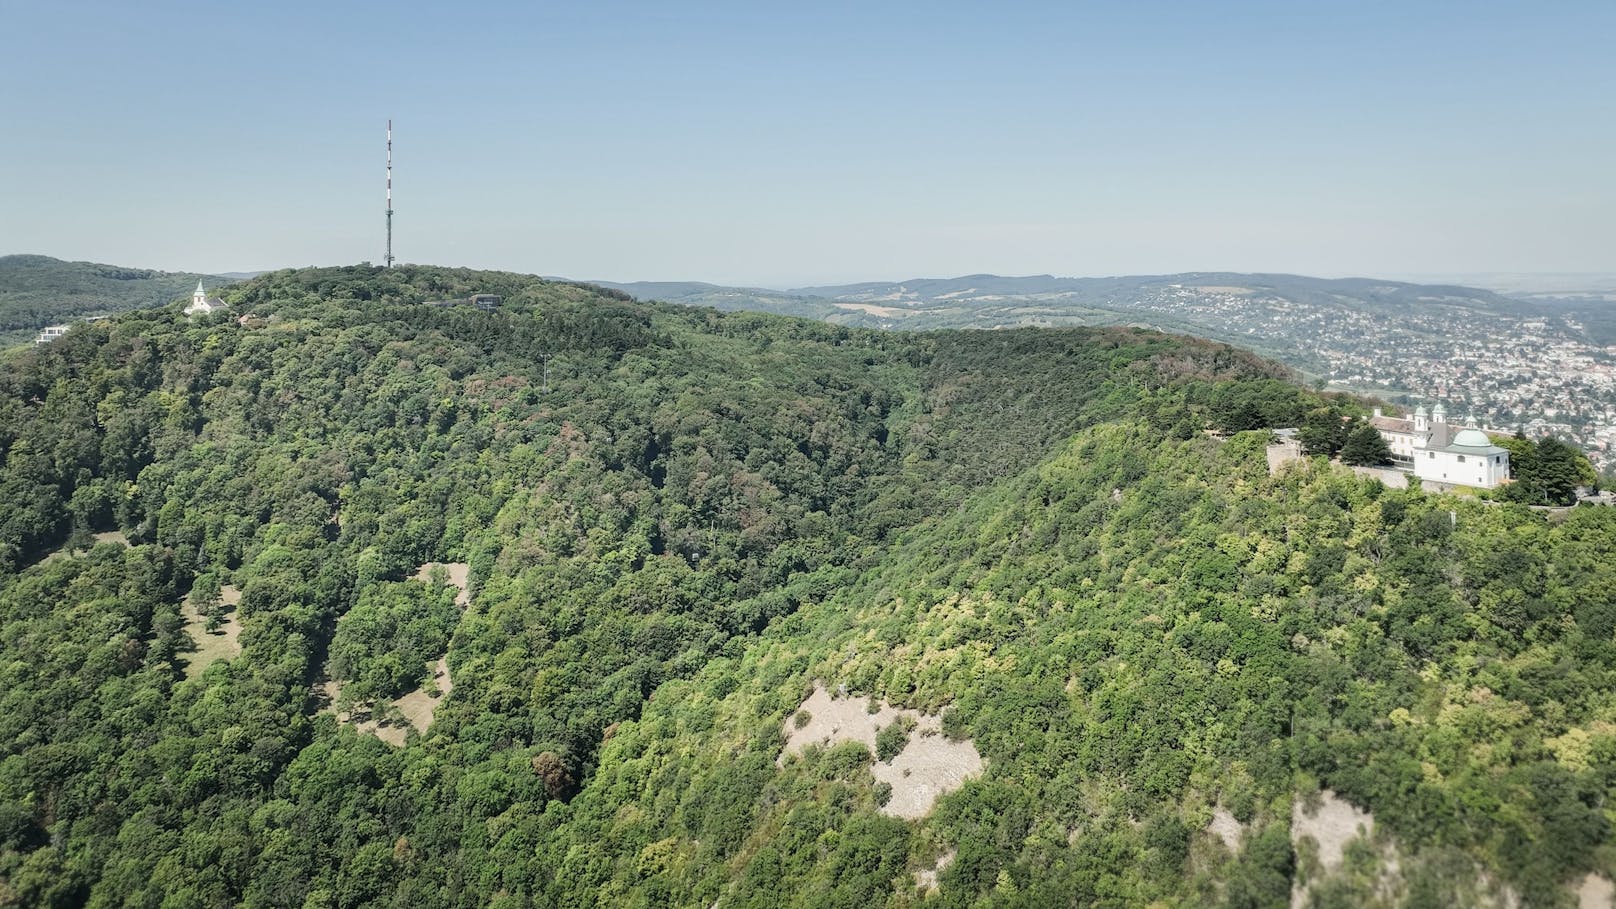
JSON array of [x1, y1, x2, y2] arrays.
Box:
[[385, 119, 394, 268]]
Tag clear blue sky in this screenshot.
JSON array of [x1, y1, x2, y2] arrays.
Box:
[[2, 0, 1612, 285]]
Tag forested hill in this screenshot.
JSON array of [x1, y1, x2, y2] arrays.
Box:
[[0, 264, 1611, 907], [0, 254, 233, 346]]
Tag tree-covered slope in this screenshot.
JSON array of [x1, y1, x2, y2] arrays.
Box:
[[4, 264, 1612, 907], [0, 254, 234, 346], [560, 426, 1616, 907], [0, 264, 1334, 907]]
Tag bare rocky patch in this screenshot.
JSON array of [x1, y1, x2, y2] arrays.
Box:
[[1290, 789, 1404, 909], [1292, 789, 1375, 876], [781, 683, 982, 820], [1581, 874, 1615, 909], [914, 848, 956, 893], [38, 529, 131, 566], [1207, 806, 1242, 851], [320, 655, 452, 747], [1288, 789, 1525, 908], [414, 561, 470, 607], [1291, 790, 1375, 909], [177, 584, 242, 679]]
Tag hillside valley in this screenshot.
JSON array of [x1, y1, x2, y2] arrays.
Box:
[[0, 255, 235, 347], [595, 273, 1616, 473], [12, 257, 1614, 472], [1, 266, 1614, 907]]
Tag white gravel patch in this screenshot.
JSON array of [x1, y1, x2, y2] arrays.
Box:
[[1293, 789, 1374, 873], [414, 562, 470, 607], [781, 683, 982, 820], [914, 849, 956, 892], [1580, 874, 1615, 909], [1291, 789, 1376, 909], [1207, 806, 1242, 851]]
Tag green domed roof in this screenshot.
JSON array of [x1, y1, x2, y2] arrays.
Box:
[[1453, 429, 1492, 447]]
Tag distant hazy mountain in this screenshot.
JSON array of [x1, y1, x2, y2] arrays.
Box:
[[0, 254, 236, 345], [788, 272, 1526, 312], [584, 279, 842, 321], [591, 271, 1561, 361]]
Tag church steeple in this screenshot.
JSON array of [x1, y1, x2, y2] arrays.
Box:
[[193, 281, 207, 305]]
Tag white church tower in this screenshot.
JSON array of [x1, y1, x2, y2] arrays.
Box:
[[184, 281, 223, 316]]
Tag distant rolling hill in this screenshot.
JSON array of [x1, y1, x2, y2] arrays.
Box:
[[790, 272, 1527, 310], [589, 271, 1597, 367], [582, 279, 842, 321], [0, 254, 236, 346]]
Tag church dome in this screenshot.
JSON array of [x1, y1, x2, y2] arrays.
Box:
[[1453, 429, 1491, 447]]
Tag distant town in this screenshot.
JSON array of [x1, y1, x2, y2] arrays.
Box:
[[1123, 285, 1616, 472]]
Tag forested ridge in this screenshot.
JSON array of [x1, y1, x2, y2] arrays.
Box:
[[0, 265, 1611, 907], [0, 255, 231, 347]]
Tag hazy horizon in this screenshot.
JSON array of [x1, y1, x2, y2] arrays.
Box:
[[4, 1, 1613, 285], [15, 249, 1616, 298]]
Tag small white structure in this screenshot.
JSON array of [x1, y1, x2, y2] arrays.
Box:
[[184, 281, 225, 316], [33, 324, 70, 345], [1370, 403, 1510, 488]]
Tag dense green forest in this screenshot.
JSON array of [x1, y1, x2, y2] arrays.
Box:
[[0, 265, 1611, 907], [0, 254, 231, 347]]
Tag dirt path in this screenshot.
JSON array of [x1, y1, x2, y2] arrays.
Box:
[[393, 656, 453, 733], [317, 565, 466, 744]]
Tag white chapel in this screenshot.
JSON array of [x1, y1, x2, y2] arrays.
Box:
[[184, 281, 225, 316], [1370, 403, 1510, 488]]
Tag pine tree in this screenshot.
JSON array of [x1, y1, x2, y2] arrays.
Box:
[[1339, 421, 1393, 466], [1299, 408, 1347, 457], [1533, 437, 1585, 505]]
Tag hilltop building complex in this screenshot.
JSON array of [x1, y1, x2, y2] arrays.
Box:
[[1370, 403, 1510, 488]]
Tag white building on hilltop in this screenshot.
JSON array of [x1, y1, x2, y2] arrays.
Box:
[[184, 281, 225, 316], [33, 324, 70, 345], [1370, 403, 1510, 488]]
